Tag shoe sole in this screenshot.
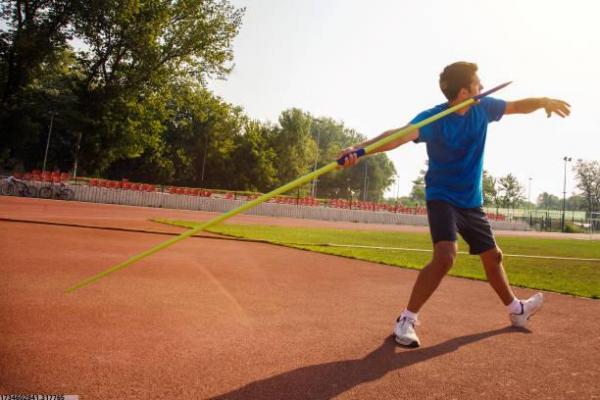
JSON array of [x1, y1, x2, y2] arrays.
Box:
[[393, 334, 420, 348]]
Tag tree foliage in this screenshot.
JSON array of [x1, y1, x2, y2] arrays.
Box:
[[409, 168, 426, 205], [573, 159, 600, 215], [497, 173, 524, 209], [537, 192, 561, 210], [482, 170, 498, 207], [0, 1, 398, 199]]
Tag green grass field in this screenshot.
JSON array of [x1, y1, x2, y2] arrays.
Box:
[[161, 219, 600, 299]]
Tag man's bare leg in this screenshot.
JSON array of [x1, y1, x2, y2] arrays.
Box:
[[394, 240, 457, 347], [406, 241, 457, 313], [479, 246, 515, 305]]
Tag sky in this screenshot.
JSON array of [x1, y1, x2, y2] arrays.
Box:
[[208, 0, 599, 200]]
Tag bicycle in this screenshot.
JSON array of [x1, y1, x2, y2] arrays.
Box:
[[39, 181, 75, 200], [0, 176, 38, 197]]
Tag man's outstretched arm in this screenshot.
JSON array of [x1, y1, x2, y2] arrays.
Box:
[[505, 98, 571, 118]]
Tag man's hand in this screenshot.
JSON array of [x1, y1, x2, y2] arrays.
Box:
[[543, 98, 571, 118], [336, 146, 360, 169]]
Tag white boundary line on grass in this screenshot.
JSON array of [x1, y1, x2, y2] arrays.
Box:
[[317, 243, 600, 262]]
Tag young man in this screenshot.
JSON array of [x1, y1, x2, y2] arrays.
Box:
[[338, 62, 570, 347]]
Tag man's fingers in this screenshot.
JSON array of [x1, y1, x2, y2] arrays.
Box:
[[556, 99, 571, 108], [559, 105, 571, 116], [336, 151, 357, 169], [346, 153, 356, 167], [555, 101, 571, 117], [546, 99, 571, 118]]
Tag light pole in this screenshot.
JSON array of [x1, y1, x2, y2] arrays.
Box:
[[362, 160, 369, 202], [201, 133, 209, 183], [311, 129, 320, 198], [561, 156, 572, 232], [528, 177, 532, 208], [73, 131, 82, 179], [42, 112, 56, 174], [201, 111, 211, 183], [395, 173, 400, 212]]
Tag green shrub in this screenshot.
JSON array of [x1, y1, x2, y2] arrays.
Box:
[[564, 222, 585, 233]]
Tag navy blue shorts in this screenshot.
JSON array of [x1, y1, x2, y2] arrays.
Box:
[[426, 200, 497, 255]]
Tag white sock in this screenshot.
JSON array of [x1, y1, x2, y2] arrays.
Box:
[[506, 298, 522, 314], [401, 309, 418, 321]]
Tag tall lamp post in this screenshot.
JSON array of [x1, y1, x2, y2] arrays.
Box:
[[561, 156, 572, 232], [395, 173, 400, 213], [311, 129, 321, 198], [201, 133, 209, 183], [42, 112, 56, 174], [528, 177, 532, 207], [362, 160, 369, 202], [201, 111, 211, 184]]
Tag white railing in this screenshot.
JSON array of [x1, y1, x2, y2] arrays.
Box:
[[0, 179, 531, 231]]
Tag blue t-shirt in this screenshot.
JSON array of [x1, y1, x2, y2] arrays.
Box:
[[411, 97, 506, 208]]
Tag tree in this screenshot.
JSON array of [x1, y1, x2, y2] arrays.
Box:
[[537, 192, 561, 209], [308, 119, 363, 198], [0, 0, 76, 104], [573, 159, 600, 216], [409, 168, 426, 205], [73, 0, 244, 89], [497, 173, 524, 209], [73, 0, 245, 175], [566, 195, 586, 212], [268, 108, 318, 190], [1, 0, 245, 175], [306, 117, 396, 200], [230, 119, 277, 191], [482, 170, 498, 207]]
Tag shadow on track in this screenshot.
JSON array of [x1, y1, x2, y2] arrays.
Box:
[[210, 327, 525, 400]]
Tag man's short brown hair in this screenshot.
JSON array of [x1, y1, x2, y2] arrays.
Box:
[[439, 62, 478, 101]]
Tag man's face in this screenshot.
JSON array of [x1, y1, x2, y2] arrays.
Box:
[[467, 74, 483, 97]]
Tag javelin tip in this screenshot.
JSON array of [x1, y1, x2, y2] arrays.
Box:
[[474, 81, 512, 100]]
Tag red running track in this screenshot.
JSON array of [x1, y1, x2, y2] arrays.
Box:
[[1, 197, 599, 399]]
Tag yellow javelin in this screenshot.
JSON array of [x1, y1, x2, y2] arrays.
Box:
[[66, 82, 511, 293]]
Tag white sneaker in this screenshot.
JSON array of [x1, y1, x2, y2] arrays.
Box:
[[510, 293, 544, 328], [393, 316, 421, 348]]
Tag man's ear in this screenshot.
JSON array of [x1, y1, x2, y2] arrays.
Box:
[[456, 87, 470, 100]]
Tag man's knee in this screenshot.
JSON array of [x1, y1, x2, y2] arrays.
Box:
[[482, 246, 503, 265], [432, 242, 457, 271], [495, 249, 503, 263]]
